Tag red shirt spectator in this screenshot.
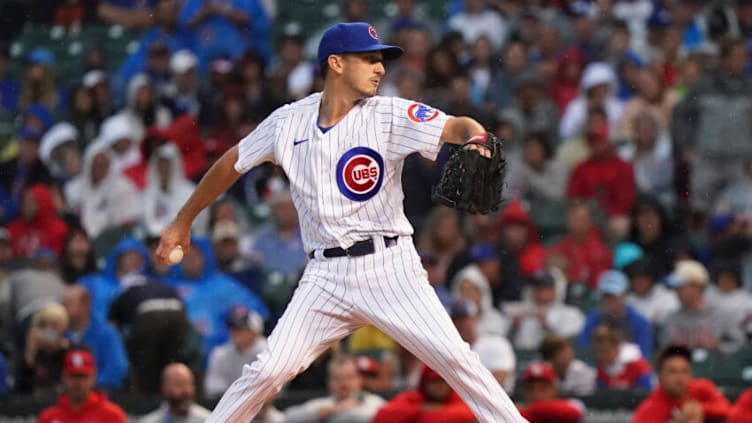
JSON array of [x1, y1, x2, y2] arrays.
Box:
[[518, 362, 584, 423], [7, 184, 68, 258], [729, 388, 752, 423], [497, 200, 546, 276], [373, 366, 475, 423], [549, 201, 612, 289], [593, 324, 654, 390], [632, 345, 730, 423], [566, 108, 636, 217], [38, 349, 127, 423], [549, 48, 585, 116]]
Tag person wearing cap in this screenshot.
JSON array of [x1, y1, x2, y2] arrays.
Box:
[[38, 348, 127, 423], [538, 334, 595, 396], [19, 48, 63, 113], [578, 270, 653, 358], [517, 362, 585, 423], [283, 355, 385, 423], [164, 49, 201, 117], [592, 324, 654, 390], [660, 259, 746, 354], [624, 257, 679, 326], [632, 345, 730, 423], [497, 200, 547, 280], [450, 299, 516, 392], [507, 269, 584, 351], [139, 363, 211, 423], [373, 365, 474, 423], [157, 19, 526, 423], [205, 305, 268, 398]]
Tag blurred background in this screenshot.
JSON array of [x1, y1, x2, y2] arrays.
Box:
[[1, 0, 752, 422]]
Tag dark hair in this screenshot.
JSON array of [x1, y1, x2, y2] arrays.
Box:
[[712, 259, 741, 286], [656, 345, 692, 370], [539, 334, 569, 360], [523, 132, 553, 160], [623, 257, 658, 281]]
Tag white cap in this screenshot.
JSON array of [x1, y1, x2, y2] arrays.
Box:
[[82, 69, 107, 88], [170, 50, 197, 74], [40, 122, 78, 165], [666, 260, 709, 288]]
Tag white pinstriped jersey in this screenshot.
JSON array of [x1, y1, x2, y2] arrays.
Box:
[[234, 92, 449, 252]]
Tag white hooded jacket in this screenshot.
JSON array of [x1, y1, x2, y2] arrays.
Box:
[[451, 264, 510, 337], [142, 143, 196, 236]]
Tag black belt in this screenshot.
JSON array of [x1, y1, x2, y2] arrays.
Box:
[[309, 236, 399, 259]]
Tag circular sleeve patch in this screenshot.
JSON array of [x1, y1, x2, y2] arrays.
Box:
[[336, 147, 384, 202], [407, 103, 439, 123]]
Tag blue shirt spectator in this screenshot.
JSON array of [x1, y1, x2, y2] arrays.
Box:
[[179, 0, 271, 68], [0, 47, 19, 113], [118, 0, 196, 87], [79, 238, 152, 322], [578, 271, 654, 358], [245, 191, 307, 281], [0, 352, 7, 397], [63, 285, 128, 390], [167, 237, 269, 358]]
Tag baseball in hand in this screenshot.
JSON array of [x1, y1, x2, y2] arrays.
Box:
[[168, 246, 184, 264]]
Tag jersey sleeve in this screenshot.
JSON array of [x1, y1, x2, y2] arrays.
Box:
[[388, 97, 450, 161], [234, 108, 285, 173]]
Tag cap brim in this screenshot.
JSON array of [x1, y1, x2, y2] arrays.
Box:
[[345, 44, 404, 61], [665, 274, 687, 288]]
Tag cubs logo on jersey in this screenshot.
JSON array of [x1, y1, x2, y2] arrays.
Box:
[[407, 103, 439, 123], [336, 146, 384, 201]]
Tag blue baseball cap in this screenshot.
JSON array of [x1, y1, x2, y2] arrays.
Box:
[[317, 22, 403, 65], [27, 48, 55, 66], [597, 270, 629, 295]]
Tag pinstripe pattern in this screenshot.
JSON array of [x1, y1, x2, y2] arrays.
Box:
[[211, 93, 528, 422]]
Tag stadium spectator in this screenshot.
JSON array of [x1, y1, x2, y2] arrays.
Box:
[[245, 190, 307, 280], [118, 0, 196, 85], [538, 334, 595, 396], [167, 237, 268, 357], [486, 40, 529, 110], [559, 62, 624, 142], [549, 48, 586, 116], [64, 142, 141, 238], [39, 122, 82, 183], [497, 200, 546, 277], [661, 259, 746, 355], [566, 107, 636, 237], [206, 85, 250, 155], [624, 258, 679, 326], [163, 50, 201, 117], [211, 220, 265, 296], [729, 387, 752, 423], [15, 303, 69, 395], [451, 262, 509, 337], [7, 184, 68, 258], [507, 269, 585, 351], [373, 365, 473, 423], [627, 196, 681, 277], [517, 362, 585, 423], [62, 286, 127, 391], [618, 68, 679, 142], [0, 43, 19, 113], [705, 259, 752, 321], [673, 38, 752, 212], [579, 270, 653, 358], [507, 132, 568, 206], [592, 324, 654, 390], [83, 69, 115, 124], [716, 158, 752, 218], [204, 305, 267, 398], [500, 71, 560, 147], [619, 113, 675, 209], [108, 274, 188, 394], [447, 0, 508, 51], [269, 34, 314, 100], [79, 237, 152, 321], [180, 0, 270, 68], [283, 355, 384, 423], [19, 49, 63, 114], [38, 349, 127, 423], [450, 299, 516, 392], [0, 228, 12, 275], [548, 200, 613, 289], [97, 0, 155, 29], [67, 83, 101, 145], [632, 345, 731, 423], [138, 363, 211, 423], [60, 226, 97, 284], [143, 143, 196, 236], [0, 127, 54, 218]]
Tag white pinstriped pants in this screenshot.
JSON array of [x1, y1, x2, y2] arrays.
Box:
[[206, 236, 527, 423]]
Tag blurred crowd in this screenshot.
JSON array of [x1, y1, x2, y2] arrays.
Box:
[[3, 0, 752, 421]]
